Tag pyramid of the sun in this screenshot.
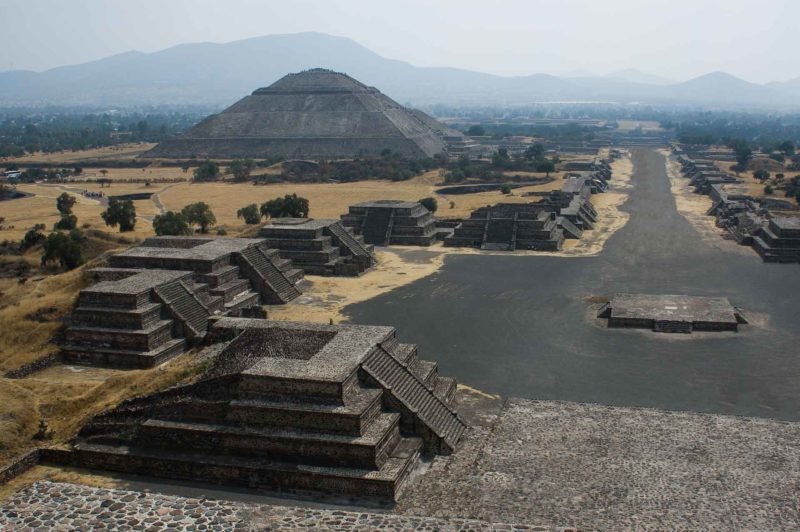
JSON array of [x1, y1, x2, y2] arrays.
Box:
[[144, 69, 449, 159]]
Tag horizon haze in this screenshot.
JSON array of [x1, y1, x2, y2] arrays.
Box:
[[2, 0, 799, 85]]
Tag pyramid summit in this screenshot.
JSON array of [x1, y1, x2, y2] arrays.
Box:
[[145, 68, 451, 159]]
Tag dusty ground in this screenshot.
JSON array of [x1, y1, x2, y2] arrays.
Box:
[[662, 150, 753, 255]]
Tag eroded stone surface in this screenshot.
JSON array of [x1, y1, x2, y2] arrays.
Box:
[[397, 399, 800, 530]]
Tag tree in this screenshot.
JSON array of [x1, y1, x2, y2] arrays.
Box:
[[99, 169, 108, 178], [778, 140, 795, 155], [500, 184, 512, 195], [101, 198, 136, 232], [764, 185, 774, 195], [56, 192, 76, 215], [193, 161, 220, 182], [20, 224, 46, 250], [419, 197, 438, 213], [41, 231, 83, 270], [182, 202, 216, 233], [727, 138, 753, 167], [228, 158, 255, 182], [54, 214, 77, 230], [753, 169, 770, 182], [536, 160, 556, 176], [153, 211, 191, 236], [467, 125, 485, 136], [524, 143, 545, 161], [260, 194, 310, 219], [491, 148, 511, 169], [444, 169, 466, 183], [237, 204, 262, 224]]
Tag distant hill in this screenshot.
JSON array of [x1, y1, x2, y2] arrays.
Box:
[[606, 68, 674, 86], [0, 32, 797, 109]]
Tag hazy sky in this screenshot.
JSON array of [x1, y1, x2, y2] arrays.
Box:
[[2, 0, 798, 83]]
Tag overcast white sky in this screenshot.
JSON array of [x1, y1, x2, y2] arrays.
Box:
[[2, 0, 798, 83]]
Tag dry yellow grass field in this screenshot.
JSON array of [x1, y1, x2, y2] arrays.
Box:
[[0, 183, 168, 241], [1, 143, 157, 165]]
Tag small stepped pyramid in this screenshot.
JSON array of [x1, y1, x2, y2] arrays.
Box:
[[63, 318, 467, 500], [63, 270, 195, 368], [63, 236, 305, 368], [446, 204, 563, 251], [260, 218, 377, 276], [341, 200, 437, 246]]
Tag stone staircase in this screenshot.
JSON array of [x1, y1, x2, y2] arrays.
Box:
[[361, 344, 465, 454], [653, 320, 692, 333], [153, 280, 212, 341], [482, 218, 515, 251], [237, 246, 302, 304], [327, 219, 375, 260], [361, 208, 393, 246]]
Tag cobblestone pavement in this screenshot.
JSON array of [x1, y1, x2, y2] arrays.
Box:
[[0, 481, 553, 531], [397, 399, 800, 530]]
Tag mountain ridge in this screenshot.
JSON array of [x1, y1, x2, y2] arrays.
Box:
[[0, 32, 797, 109]]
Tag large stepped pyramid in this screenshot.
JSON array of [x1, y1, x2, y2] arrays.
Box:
[[58, 318, 466, 500], [259, 218, 377, 276], [143, 68, 453, 159], [63, 236, 305, 368]]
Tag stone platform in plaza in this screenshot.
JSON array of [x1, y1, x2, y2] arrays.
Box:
[[597, 293, 746, 333]]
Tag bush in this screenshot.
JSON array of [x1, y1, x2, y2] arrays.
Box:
[[500, 184, 512, 194], [153, 211, 191, 236], [237, 204, 262, 224], [764, 185, 774, 195], [419, 197, 438, 213]]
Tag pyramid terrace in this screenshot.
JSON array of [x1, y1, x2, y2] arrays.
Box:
[[259, 218, 377, 276], [341, 200, 437, 246], [63, 236, 305, 368], [53, 317, 466, 500]]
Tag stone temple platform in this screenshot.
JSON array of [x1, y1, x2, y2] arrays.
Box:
[[598, 293, 746, 333], [259, 218, 377, 276], [63, 236, 305, 368], [341, 200, 437, 247], [51, 318, 466, 500]]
